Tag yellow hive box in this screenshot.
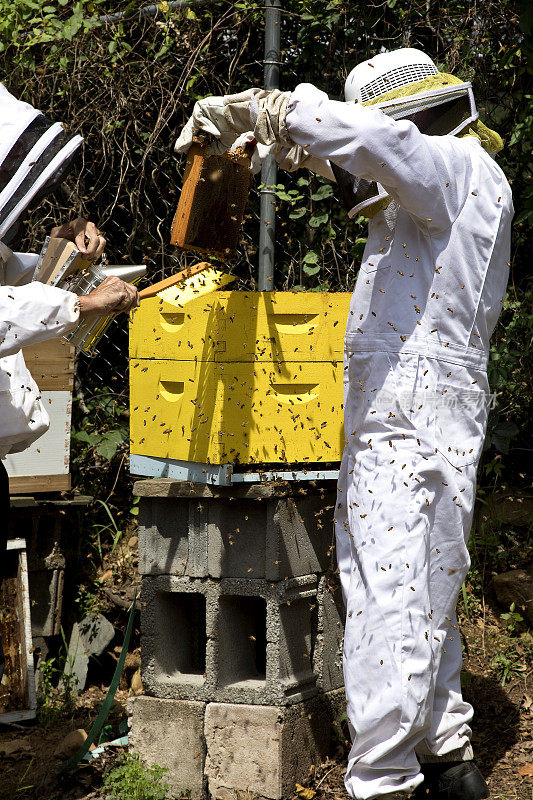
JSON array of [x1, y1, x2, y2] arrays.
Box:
[[130, 359, 344, 464], [130, 291, 350, 363], [129, 291, 351, 466]]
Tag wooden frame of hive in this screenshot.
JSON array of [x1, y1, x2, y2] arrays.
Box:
[[170, 143, 252, 261]]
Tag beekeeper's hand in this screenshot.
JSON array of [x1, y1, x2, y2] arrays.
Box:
[[51, 217, 106, 260], [229, 132, 276, 174], [77, 276, 139, 317], [174, 89, 292, 155], [175, 94, 249, 155]]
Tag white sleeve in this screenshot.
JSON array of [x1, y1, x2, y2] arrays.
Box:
[[1, 252, 39, 286], [285, 83, 471, 230], [0, 282, 79, 357]]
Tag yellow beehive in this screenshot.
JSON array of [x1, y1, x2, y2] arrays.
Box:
[[129, 292, 349, 362], [129, 291, 351, 466]]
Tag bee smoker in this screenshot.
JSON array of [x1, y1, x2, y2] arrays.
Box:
[[63, 263, 146, 353]]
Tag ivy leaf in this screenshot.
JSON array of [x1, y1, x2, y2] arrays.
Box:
[[309, 213, 328, 228], [72, 430, 98, 445], [96, 430, 124, 461], [303, 262, 320, 276], [311, 184, 333, 201], [303, 250, 319, 264]]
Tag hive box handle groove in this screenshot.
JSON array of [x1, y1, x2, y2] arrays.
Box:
[[159, 380, 185, 402], [268, 383, 319, 404]]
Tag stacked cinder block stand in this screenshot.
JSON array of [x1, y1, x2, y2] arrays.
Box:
[[128, 291, 350, 799], [129, 479, 346, 800]]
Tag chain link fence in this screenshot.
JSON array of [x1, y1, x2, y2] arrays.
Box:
[[10, 1, 527, 414]]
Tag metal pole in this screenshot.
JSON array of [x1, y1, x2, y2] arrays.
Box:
[[258, 0, 281, 291]]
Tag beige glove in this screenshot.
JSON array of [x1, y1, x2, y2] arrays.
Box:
[[174, 88, 292, 155], [174, 88, 334, 180], [250, 90, 334, 178], [174, 90, 264, 155]]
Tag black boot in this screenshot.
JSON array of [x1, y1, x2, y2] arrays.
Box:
[[413, 761, 489, 800]]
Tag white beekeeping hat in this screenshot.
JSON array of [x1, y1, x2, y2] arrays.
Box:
[[345, 48, 439, 104], [0, 83, 83, 242], [339, 48, 479, 217]]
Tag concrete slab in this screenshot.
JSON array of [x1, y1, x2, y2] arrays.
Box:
[[63, 613, 114, 693], [204, 690, 346, 800], [128, 696, 206, 799]]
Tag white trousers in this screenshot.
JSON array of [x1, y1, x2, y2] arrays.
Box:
[[335, 350, 488, 799]]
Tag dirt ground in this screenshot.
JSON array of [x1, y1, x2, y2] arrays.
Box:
[[0, 607, 531, 800]]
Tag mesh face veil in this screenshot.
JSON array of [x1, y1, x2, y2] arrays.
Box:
[[0, 83, 83, 244], [338, 49, 479, 218]]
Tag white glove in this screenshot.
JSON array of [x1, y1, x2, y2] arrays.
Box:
[[174, 89, 333, 179], [174, 88, 292, 156], [174, 90, 258, 155]]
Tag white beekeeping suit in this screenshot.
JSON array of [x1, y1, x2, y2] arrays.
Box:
[[282, 62, 512, 800], [0, 83, 82, 458], [175, 48, 511, 800]]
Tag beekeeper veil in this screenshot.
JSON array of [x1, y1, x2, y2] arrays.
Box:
[[337, 48, 503, 218], [0, 83, 83, 246]]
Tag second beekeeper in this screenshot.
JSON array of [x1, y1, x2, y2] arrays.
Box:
[[175, 48, 513, 800], [0, 81, 139, 671]]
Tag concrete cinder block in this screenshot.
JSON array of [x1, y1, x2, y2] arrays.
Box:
[[141, 574, 321, 705], [136, 481, 336, 581], [204, 690, 346, 800], [141, 575, 215, 702], [215, 575, 318, 705], [138, 498, 208, 577], [314, 576, 345, 692], [128, 696, 206, 799], [266, 492, 335, 581]]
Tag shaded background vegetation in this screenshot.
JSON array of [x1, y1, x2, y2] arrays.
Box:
[[0, 0, 531, 574]]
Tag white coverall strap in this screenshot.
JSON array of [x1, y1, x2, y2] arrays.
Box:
[[285, 83, 472, 232]]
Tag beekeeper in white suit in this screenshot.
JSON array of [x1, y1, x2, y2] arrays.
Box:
[[0, 83, 139, 681], [175, 48, 512, 800]]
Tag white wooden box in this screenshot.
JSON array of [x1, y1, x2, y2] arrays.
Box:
[[5, 340, 74, 494], [5, 391, 72, 493]]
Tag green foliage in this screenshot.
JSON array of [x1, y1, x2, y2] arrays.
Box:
[[491, 648, 527, 686], [38, 652, 76, 725], [75, 581, 104, 617], [485, 284, 533, 472], [0, 0, 106, 68], [103, 752, 170, 800], [70, 388, 133, 576], [500, 603, 524, 636], [71, 390, 128, 473]]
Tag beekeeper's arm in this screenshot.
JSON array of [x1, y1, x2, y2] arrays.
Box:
[[0, 242, 138, 359], [0, 237, 80, 359], [0, 277, 139, 358], [176, 85, 470, 227], [283, 83, 470, 230]]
